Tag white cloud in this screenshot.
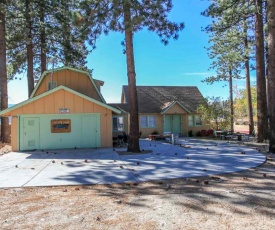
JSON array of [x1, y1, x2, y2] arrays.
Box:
[[183, 72, 213, 76]]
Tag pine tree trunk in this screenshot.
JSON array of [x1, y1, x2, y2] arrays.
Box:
[[26, 0, 34, 97], [123, 1, 140, 153], [254, 0, 268, 142], [0, 4, 10, 143], [61, 0, 70, 66], [267, 0, 275, 152], [245, 58, 254, 134], [244, 20, 254, 135], [40, 3, 47, 73], [229, 68, 234, 132]]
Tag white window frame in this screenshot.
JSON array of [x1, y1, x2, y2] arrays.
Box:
[[140, 115, 156, 128], [188, 115, 194, 127], [188, 115, 202, 127], [113, 116, 124, 132], [194, 115, 202, 126]]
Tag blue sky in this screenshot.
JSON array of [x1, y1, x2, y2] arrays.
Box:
[[8, 0, 254, 104]]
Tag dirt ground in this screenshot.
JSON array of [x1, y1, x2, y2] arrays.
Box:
[[0, 143, 11, 156], [0, 144, 275, 230]]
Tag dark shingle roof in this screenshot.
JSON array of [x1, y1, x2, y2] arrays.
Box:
[[107, 103, 130, 114], [121, 86, 205, 113]]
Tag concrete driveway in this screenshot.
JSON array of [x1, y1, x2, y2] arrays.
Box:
[[0, 138, 266, 188]]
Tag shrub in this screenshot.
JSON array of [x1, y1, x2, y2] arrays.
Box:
[[188, 130, 193, 137], [201, 130, 207, 136], [151, 130, 158, 135]]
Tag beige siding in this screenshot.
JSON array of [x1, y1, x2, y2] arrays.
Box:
[[165, 103, 188, 114], [139, 114, 163, 138], [182, 114, 188, 135], [125, 112, 209, 138], [187, 114, 210, 136], [100, 109, 113, 147], [11, 117, 18, 151], [33, 69, 102, 102]]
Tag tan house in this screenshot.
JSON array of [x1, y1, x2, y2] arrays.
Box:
[[0, 67, 120, 151], [110, 86, 209, 138]]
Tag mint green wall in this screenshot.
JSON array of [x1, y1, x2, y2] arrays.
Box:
[[19, 114, 101, 150]]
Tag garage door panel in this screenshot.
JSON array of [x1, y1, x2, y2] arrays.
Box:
[[38, 115, 80, 150], [20, 114, 101, 150], [81, 115, 101, 148]]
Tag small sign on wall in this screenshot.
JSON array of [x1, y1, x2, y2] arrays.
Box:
[[59, 108, 70, 114], [51, 119, 71, 133]]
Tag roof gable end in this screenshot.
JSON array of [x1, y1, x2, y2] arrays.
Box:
[[161, 101, 191, 114], [30, 66, 106, 103]]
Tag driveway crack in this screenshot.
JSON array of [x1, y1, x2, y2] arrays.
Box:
[[21, 159, 53, 187]]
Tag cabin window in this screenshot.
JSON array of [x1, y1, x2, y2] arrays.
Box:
[[51, 119, 71, 133], [113, 116, 124, 132], [188, 115, 202, 127], [48, 81, 57, 90], [140, 115, 156, 128]]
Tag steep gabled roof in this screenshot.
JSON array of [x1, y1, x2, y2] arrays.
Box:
[[30, 66, 106, 103], [0, 85, 120, 116], [122, 86, 205, 113]]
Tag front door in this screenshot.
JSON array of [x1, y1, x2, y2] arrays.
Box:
[[164, 115, 181, 134], [22, 117, 40, 150], [172, 115, 181, 134], [164, 115, 172, 133]]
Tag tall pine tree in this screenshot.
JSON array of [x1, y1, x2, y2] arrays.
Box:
[[82, 0, 184, 152], [254, 0, 268, 142], [0, 1, 10, 143], [267, 0, 275, 152], [203, 0, 266, 138]]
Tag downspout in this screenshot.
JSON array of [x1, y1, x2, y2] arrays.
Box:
[[50, 59, 54, 89]]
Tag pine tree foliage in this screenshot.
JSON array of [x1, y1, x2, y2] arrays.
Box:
[[81, 0, 184, 46], [5, 0, 89, 83], [203, 24, 245, 131], [203, 0, 255, 33], [48, 0, 89, 69], [203, 0, 256, 84]]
